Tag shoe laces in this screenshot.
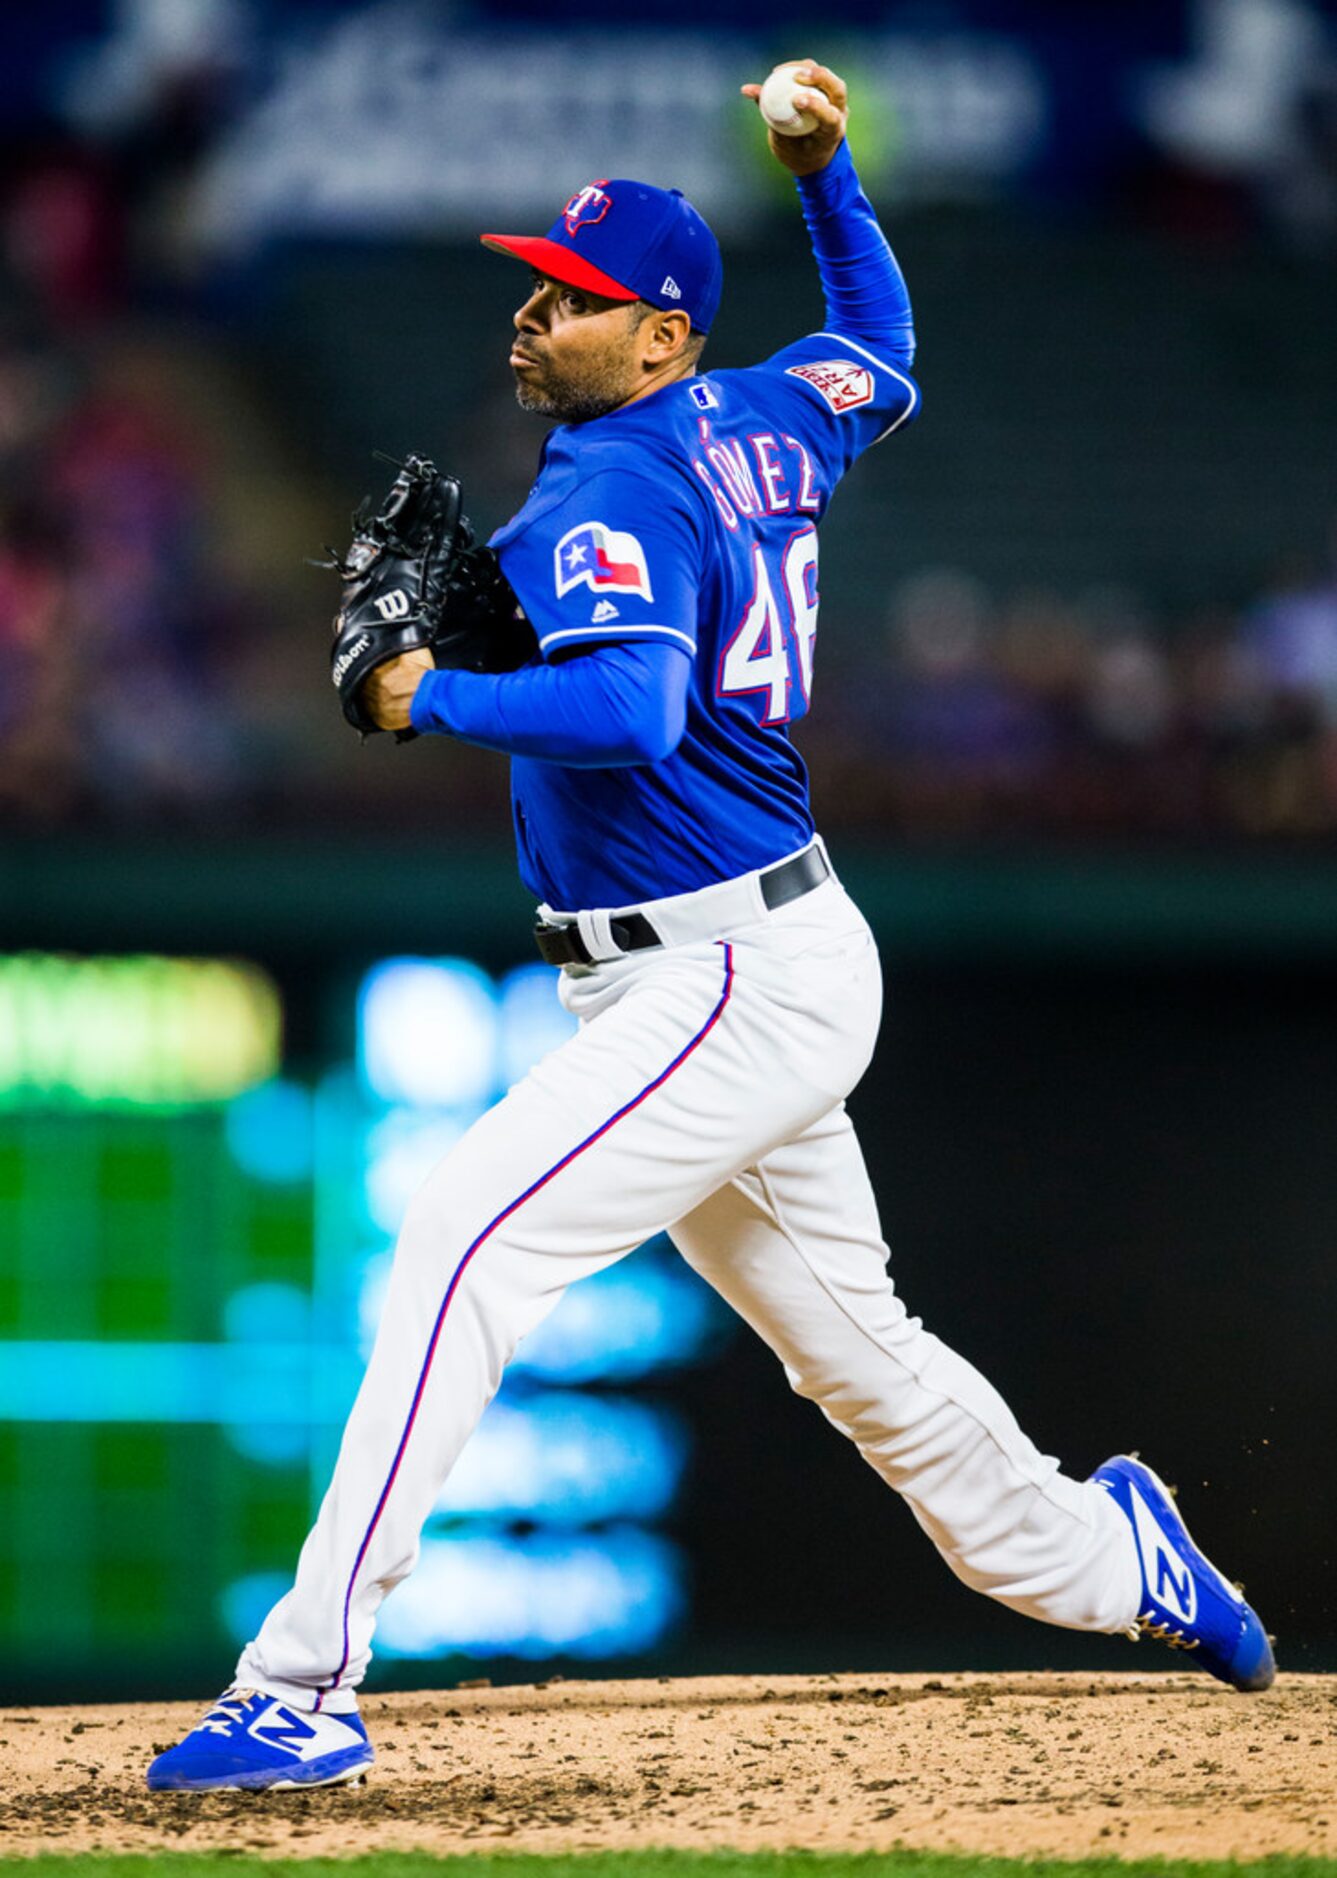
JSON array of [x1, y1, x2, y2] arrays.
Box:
[[1127, 1610, 1200, 1651], [199, 1687, 260, 1737]]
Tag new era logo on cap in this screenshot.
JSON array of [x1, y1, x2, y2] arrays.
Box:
[[482, 179, 723, 333]]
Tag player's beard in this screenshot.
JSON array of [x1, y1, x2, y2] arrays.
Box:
[[512, 329, 640, 424]]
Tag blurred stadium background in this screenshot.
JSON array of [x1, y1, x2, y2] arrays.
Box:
[[1, 0, 1335, 1702]]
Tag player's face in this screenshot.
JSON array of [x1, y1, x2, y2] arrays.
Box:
[[510, 273, 647, 423]]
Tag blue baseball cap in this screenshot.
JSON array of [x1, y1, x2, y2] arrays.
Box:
[[482, 179, 723, 334]]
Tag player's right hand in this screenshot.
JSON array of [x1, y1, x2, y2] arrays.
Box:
[[740, 60, 849, 177]]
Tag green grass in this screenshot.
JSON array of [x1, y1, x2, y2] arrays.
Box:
[[6, 1855, 1337, 1878]]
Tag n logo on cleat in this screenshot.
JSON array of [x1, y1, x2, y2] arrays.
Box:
[[1156, 1551, 1194, 1615], [250, 1704, 318, 1755], [1127, 1482, 1197, 1625]]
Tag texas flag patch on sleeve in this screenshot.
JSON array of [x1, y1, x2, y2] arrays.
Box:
[[554, 522, 654, 602], [784, 358, 875, 414]]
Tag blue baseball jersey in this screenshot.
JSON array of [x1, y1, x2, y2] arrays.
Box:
[[489, 331, 920, 910]]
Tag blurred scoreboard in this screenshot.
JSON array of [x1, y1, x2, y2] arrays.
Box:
[[0, 953, 731, 1692]]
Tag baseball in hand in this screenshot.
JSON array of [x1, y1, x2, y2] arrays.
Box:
[[758, 64, 819, 137]]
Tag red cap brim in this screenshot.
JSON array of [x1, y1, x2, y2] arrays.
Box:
[[480, 234, 639, 303]]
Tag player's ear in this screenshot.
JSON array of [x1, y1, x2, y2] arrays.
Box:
[[643, 307, 694, 365]]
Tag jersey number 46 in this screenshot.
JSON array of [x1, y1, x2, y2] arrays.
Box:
[[716, 528, 819, 726]]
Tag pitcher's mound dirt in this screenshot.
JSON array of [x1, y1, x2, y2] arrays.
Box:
[[4, 1670, 1335, 1861]]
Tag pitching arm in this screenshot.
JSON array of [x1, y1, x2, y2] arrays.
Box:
[[797, 140, 916, 367]]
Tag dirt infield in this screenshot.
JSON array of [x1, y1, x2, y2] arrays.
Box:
[[3, 1670, 1335, 1862]]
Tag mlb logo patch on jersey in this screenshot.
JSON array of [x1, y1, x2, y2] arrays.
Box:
[[784, 358, 875, 414], [555, 522, 654, 603]]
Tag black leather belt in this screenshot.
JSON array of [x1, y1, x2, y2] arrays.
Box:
[[534, 845, 830, 967]]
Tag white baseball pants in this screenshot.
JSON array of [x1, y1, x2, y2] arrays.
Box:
[[238, 863, 1140, 1711]]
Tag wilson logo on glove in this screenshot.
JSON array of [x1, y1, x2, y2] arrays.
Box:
[[554, 521, 653, 602], [332, 633, 371, 685], [373, 590, 411, 621]]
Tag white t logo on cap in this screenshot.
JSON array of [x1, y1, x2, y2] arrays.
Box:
[[562, 183, 613, 236]]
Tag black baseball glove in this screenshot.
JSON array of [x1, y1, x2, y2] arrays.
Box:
[[322, 452, 536, 740]]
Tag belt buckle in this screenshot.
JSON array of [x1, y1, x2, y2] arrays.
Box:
[[533, 918, 591, 967]]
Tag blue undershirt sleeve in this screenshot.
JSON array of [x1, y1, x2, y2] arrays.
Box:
[[408, 636, 691, 767], [795, 139, 915, 366]]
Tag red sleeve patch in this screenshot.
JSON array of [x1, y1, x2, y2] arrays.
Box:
[[784, 358, 875, 414]]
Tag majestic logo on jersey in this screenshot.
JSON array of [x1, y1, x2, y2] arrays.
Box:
[[555, 522, 653, 602], [562, 183, 613, 235], [784, 358, 875, 414], [591, 599, 621, 622]]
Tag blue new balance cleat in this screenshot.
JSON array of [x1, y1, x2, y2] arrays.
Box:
[[1093, 1453, 1275, 1692], [146, 1686, 374, 1791]]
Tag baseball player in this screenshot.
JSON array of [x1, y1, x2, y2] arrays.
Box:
[[149, 62, 1273, 1793]]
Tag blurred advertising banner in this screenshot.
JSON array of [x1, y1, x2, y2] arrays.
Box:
[[28, 0, 1337, 244], [184, 15, 1048, 240]]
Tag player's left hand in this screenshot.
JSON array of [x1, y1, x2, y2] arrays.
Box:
[[324, 453, 536, 741], [362, 647, 433, 732], [740, 60, 849, 178]]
